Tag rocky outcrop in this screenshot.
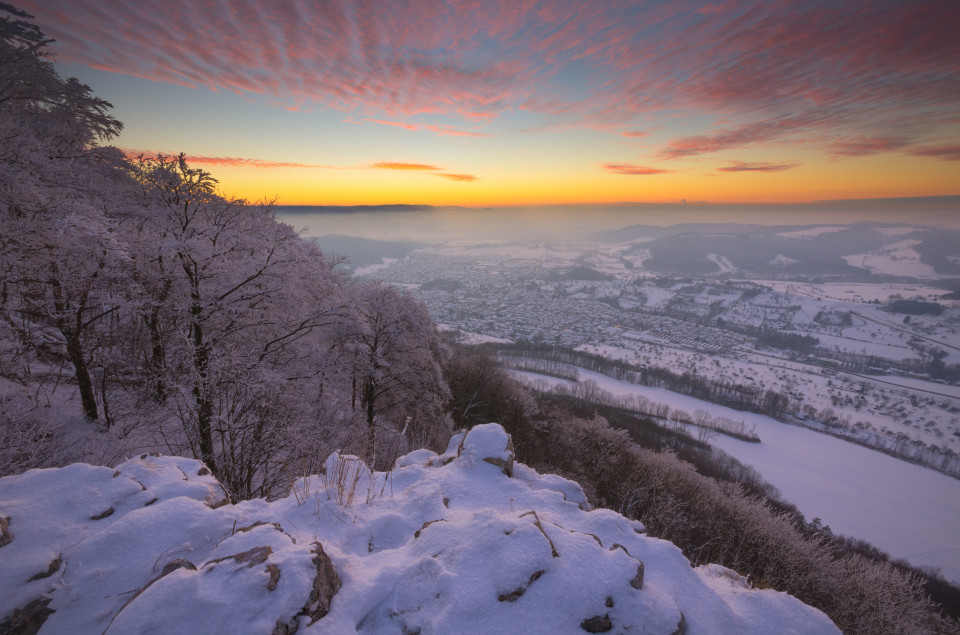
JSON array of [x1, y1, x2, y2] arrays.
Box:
[[0, 425, 838, 634]]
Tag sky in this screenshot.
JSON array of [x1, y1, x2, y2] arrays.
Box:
[[19, 0, 960, 208]]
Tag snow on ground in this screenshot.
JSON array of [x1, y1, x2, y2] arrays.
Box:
[[438, 324, 514, 345], [707, 253, 736, 273], [775, 227, 845, 239], [354, 257, 398, 276], [768, 254, 801, 266], [0, 425, 839, 634], [640, 286, 676, 308], [513, 369, 960, 584], [754, 281, 949, 303], [871, 375, 960, 399], [841, 240, 939, 279], [876, 227, 920, 237], [575, 342, 960, 453], [427, 242, 583, 262], [797, 331, 919, 360]]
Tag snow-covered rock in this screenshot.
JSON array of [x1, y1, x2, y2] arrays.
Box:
[[0, 425, 839, 634]]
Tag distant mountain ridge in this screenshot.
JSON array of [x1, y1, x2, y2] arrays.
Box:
[[594, 222, 960, 280]]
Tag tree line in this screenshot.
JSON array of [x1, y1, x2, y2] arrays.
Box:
[[443, 345, 960, 633], [493, 343, 793, 419], [0, 6, 450, 496]]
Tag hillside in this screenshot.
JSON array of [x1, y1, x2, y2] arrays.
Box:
[[0, 424, 838, 634]]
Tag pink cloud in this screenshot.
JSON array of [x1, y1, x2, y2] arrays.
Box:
[[908, 144, 960, 161], [371, 162, 439, 171], [423, 124, 490, 138], [832, 137, 909, 157], [433, 172, 478, 182], [366, 119, 420, 132], [622, 130, 653, 138], [120, 149, 336, 169], [18, 0, 960, 159], [603, 163, 672, 175], [365, 119, 489, 137], [717, 161, 799, 172]]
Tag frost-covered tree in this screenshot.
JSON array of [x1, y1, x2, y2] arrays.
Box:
[[128, 154, 342, 495], [334, 281, 449, 466], [0, 4, 126, 420]]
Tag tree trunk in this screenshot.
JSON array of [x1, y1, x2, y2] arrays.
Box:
[[50, 275, 98, 420], [364, 378, 376, 465], [190, 296, 217, 474], [145, 277, 171, 401], [66, 332, 99, 420], [146, 307, 165, 400]]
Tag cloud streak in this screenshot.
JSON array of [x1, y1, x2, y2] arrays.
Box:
[[717, 161, 799, 172], [603, 163, 671, 175], [433, 172, 478, 182], [372, 162, 478, 182], [120, 149, 340, 169], [908, 144, 960, 161], [364, 119, 490, 137], [372, 162, 439, 171], [22, 0, 960, 160]]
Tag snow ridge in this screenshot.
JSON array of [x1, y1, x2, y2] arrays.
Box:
[[0, 424, 838, 634]]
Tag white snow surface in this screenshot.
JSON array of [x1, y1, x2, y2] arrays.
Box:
[[775, 226, 845, 239], [354, 257, 398, 276], [0, 425, 838, 634], [706, 253, 736, 273], [515, 368, 960, 584], [841, 240, 939, 279]]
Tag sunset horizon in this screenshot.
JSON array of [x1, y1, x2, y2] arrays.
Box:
[[22, 0, 960, 210]]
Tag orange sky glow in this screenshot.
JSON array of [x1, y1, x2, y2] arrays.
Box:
[[20, 0, 960, 209]]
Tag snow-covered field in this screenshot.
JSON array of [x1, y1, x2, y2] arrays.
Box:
[[755, 280, 951, 304], [842, 240, 940, 279], [438, 324, 514, 345], [576, 342, 960, 455], [353, 257, 397, 276], [0, 425, 838, 633], [513, 368, 960, 583]]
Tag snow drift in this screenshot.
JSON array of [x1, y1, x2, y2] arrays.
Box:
[[0, 424, 838, 634]]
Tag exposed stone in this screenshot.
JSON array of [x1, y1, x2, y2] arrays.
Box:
[[497, 569, 545, 602], [143, 497, 158, 507], [208, 493, 232, 509], [609, 543, 631, 557], [235, 520, 284, 534], [197, 466, 210, 476], [299, 542, 341, 624], [27, 554, 62, 582], [630, 562, 645, 590], [0, 516, 11, 548], [0, 596, 55, 634], [266, 564, 281, 591], [480, 434, 516, 477], [519, 510, 559, 558], [271, 619, 293, 635], [90, 507, 114, 520], [160, 559, 197, 577], [204, 545, 272, 570], [414, 518, 447, 538], [581, 614, 613, 632], [605, 597, 614, 608], [107, 559, 199, 630], [671, 611, 686, 635]]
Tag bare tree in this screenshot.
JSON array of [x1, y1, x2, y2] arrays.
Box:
[[334, 281, 449, 466]]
